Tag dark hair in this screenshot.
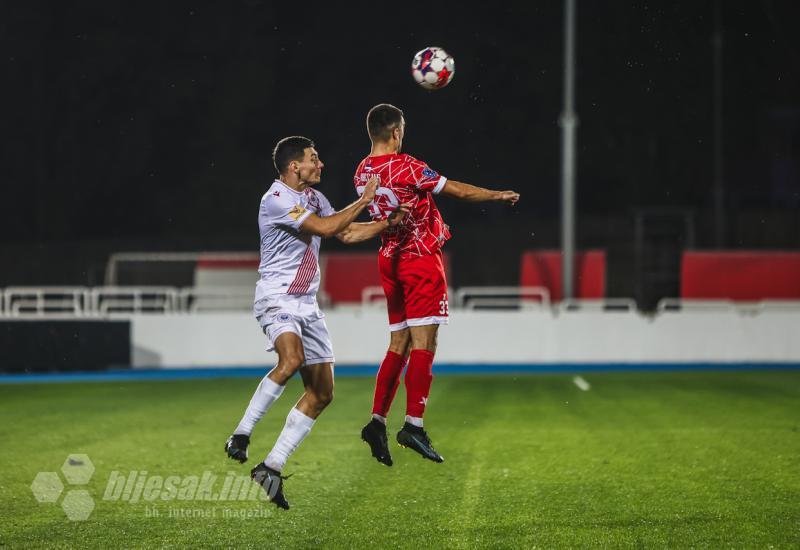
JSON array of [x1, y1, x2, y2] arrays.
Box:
[[367, 103, 404, 142], [272, 136, 314, 175]]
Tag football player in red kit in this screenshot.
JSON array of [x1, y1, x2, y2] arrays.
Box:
[[355, 103, 520, 464]]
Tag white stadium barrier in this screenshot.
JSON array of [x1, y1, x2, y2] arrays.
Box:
[[3, 287, 800, 367], [125, 307, 800, 367]]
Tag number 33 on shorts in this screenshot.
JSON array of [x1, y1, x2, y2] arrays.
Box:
[[439, 293, 449, 315]]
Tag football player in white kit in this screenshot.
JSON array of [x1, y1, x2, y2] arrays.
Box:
[[224, 136, 407, 509]]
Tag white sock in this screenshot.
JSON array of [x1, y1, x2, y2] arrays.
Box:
[[264, 408, 315, 472], [372, 414, 387, 425], [405, 415, 423, 428], [234, 375, 285, 436]]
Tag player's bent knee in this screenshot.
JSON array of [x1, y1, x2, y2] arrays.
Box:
[[275, 354, 305, 378], [409, 325, 438, 352], [388, 341, 410, 355], [304, 389, 332, 412], [410, 335, 437, 353], [316, 389, 334, 408], [388, 328, 411, 355]]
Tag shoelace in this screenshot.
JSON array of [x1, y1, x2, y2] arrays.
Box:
[[256, 469, 293, 483], [416, 430, 435, 449]]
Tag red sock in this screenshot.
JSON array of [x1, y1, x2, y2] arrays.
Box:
[[405, 349, 435, 418], [371, 351, 407, 417]]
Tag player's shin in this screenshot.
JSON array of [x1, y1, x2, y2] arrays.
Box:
[[371, 350, 407, 421], [404, 349, 435, 426], [264, 407, 315, 472], [234, 373, 286, 436]]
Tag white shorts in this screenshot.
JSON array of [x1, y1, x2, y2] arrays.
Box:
[[255, 294, 335, 366]]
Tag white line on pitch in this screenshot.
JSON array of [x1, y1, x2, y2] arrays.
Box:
[[573, 375, 591, 391]]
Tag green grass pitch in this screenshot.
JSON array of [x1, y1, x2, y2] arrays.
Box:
[[1, 370, 798, 548]]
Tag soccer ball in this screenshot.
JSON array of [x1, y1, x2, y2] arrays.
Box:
[[411, 47, 455, 90]]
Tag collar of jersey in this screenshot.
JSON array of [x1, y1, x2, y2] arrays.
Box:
[[367, 153, 403, 161], [273, 179, 306, 196]]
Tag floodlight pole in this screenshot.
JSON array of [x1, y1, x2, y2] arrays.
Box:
[[712, 0, 725, 247], [560, 0, 578, 300]]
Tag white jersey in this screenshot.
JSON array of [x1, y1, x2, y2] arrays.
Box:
[[253, 180, 335, 314]]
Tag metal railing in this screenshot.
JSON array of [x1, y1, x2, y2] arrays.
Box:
[[0, 286, 180, 317], [4, 287, 91, 316], [557, 298, 638, 312], [361, 286, 387, 308], [179, 287, 255, 313], [91, 287, 179, 315], [3, 286, 798, 318], [0, 286, 325, 317], [104, 251, 258, 285], [656, 298, 800, 314], [454, 286, 551, 310]]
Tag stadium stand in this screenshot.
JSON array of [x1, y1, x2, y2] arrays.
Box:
[[105, 251, 452, 306], [321, 252, 451, 305], [681, 251, 800, 300], [519, 250, 606, 301]]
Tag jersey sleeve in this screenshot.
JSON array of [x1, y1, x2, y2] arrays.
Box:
[[406, 156, 447, 194], [316, 191, 336, 217], [262, 193, 312, 231]]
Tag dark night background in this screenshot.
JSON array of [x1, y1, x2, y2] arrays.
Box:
[[2, 1, 799, 304]]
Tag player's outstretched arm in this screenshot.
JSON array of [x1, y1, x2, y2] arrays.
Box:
[[337, 203, 411, 244], [439, 179, 520, 205], [299, 176, 379, 238]]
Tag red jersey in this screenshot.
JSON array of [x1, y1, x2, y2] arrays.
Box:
[[354, 153, 451, 259]]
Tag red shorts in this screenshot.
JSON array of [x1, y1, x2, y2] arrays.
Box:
[[379, 250, 449, 331]]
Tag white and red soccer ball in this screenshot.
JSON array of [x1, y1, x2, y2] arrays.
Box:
[[411, 47, 455, 90]]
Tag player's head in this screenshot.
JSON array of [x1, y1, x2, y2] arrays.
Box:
[[367, 103, 405, 152], [272, 136, 324, 186]]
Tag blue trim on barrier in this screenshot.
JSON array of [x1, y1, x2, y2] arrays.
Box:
[[1, 362, 799, 384]]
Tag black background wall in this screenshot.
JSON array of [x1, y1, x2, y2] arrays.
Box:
[[2, 2, 798, 302], [0, 320, 131, 372]]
